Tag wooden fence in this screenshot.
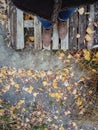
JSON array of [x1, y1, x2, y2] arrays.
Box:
[[7, 1, 96, 50]]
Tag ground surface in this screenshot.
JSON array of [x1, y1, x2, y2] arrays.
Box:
[[0, 23, 98, 130]]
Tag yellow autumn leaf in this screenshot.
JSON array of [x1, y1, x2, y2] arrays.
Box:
[[86, 27, 94, 34], [27, 70, 33, 76], [14, 83, 19, 88], [83, 49, 91, 61], [67, 86, 71, 91], [49, 92, 62, 102], [44, 128, 48, 130], [79, 77, 85, 82], [53, 79, 58, 89], [28, 36, 34, 42], [0, 109, 4, 116], [85, 34, 92, 42], [23, 86, 34, 94], [17, 100, 24, 106], [77, 98, 83, 106], [60, 70, 67, 76], [10, 106, 15, 111], [78, 7, 85, 15], [60, 126, 65, 130], [95, 52, 98, 58], [43, 81, 48, 86]]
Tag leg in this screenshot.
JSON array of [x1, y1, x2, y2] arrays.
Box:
[[38, 17, 53, 47], [58, 8, 77, 40]]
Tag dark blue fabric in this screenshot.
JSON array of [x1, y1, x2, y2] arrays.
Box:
[[38, 8, 76, 29]]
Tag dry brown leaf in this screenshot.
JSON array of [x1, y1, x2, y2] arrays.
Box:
[[28, 36, 34, 42]]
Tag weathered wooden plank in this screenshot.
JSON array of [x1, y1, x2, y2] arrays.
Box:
[[34, 16, 42, 50], [69, 12, 78, 50], [87, 5, 94, 49], [52, 23, 59, 50], [24, 20, 34, 28], [93, 2, 98, 49], [61, 20, 69, 50], [16, 9, 24, 49], [78, 6, 87, 49]]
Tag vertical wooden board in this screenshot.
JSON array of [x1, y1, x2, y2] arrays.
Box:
[[87, 5, 94, 49], [7, 2, 14, 47], [78, 6, 87, 49], [93, 2, 98, 48], [69, 12, 78, 50], [16, 9, 24, 49], [52, 23, 59, 50], [34, 16, 42, 50], [61, 20, 69, 50]]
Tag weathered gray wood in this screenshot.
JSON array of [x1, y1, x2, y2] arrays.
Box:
[[78, 6, 87, 49], [87, 5, 94, 49], [24, 20, 34, 28], [16, 9, 24, 49], [7, 1, 96, 50], [69, 12, 78, 50], [61, 20, 69, 50], [10, 6, 16, 48], [92, 2, 98, 49], [34, 16, 42, 50], [52, 23, 59, 50]]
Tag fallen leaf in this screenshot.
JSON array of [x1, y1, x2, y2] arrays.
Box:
[[2, 85, 10, 92], [72, 89, 77, 95], [28, 36, 34, 42], [85, 34, 92, 42], [60, 126, 65, 130], [86, 27, 94, 34], [83, 49, 91, 61], [76, 34, 80, 38], [43, 81, 48, 86], [95, 52, 98, 58], [17, 100, 24, 107], [77, 98, 83, 106], [14, 83, 19, 88], [23, 86, 34, 94]]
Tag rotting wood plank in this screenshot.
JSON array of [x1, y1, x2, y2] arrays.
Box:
[[93, 2, 98, 48], [69, 11, 78, 50], [87, 5, 94, 49], [52, 23, 59, 50], [24, 20, 34, 28], [61, 20, 69, 50], [34, 16, 42, 50], [16, 9, 24, 49], [78, 6, 87, 49]]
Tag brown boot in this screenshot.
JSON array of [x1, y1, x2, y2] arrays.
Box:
[[42, 28, 52, 47], [58, 21, 67, 40]]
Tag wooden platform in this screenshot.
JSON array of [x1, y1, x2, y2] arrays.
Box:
[[7, 1, 98, 50]]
